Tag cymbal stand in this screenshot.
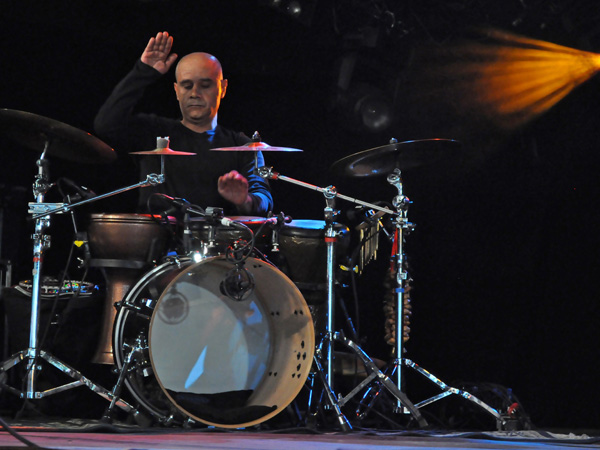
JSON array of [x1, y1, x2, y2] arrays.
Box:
[[322, 187, 336, 390], [354, 169, 508, 430], [387, 168, 412, 412], [0, 145, 166, 418], [257, 166, 427, 430]]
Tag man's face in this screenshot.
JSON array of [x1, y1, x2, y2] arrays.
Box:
[[174, 54, 227, 131]]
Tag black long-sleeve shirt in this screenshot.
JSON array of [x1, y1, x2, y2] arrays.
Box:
[[94, 60, 273, 216]]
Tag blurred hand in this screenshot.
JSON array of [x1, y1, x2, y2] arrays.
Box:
[[218, 170, 251, 207]]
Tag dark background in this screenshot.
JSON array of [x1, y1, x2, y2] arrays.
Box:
[[2, 0, 600, 429]]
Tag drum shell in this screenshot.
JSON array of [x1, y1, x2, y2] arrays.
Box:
[[87, 213, 175, 364], [87, 213, 174, 264], [277, 220, 350, 304]]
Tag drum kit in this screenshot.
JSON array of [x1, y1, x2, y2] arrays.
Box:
[[0, 109, 510, 430]]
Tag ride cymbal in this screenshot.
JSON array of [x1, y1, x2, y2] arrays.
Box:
[[331, 138, 460, 177], [0, 109, 116, 164]]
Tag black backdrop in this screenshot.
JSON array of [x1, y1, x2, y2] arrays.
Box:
[[2, 0, 600, 429]]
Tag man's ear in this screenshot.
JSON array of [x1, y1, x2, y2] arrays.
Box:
[[221, 79, 228, 98]]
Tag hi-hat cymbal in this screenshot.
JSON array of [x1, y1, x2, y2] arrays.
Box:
[[0, 109, 116, 164], [331, 138, 461, 177], [212, 141, 302, 152]]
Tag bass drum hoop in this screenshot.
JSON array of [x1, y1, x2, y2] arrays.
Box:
[[114, 256, 314, 428]]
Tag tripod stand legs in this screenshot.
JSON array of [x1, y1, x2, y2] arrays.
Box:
[[309, 332, 428, 430], [356, 357, 507, 430], [403, 358, 505, 429], [312, 348, 352, 432], [0, 349, 138, 419]]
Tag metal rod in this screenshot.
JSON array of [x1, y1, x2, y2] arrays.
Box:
[[26, 142, 51, 398], [273, 173, 396, 216], [325, 223, 336, 388], [32, 174, 164, 220]]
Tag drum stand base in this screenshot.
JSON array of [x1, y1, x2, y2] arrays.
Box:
[[306, 332, 428, 431], [355, 357, 511, 431], [0, 349, 138, 420], [102, 332, 180, 427]]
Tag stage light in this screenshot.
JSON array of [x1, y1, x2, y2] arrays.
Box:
[[287, 1, 302, 18], [332, 53, 396, 134], [422, 29, 600, 129], [340, 83, 394, 133], [261, 0, 317, 26]]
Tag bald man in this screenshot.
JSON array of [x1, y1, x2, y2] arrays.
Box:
[[94, 31, 273, 215]]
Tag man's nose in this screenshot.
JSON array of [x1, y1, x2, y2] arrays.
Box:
[[190, 85, 202, 97]]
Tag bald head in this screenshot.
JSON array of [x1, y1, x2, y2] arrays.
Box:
[[175, 52, 224, 82]]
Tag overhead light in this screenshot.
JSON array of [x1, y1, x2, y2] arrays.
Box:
[[287, 1, 302, 18], [338, 83, 394, 133], [332, 53, 395, 133], [261, 0, 318, 26]]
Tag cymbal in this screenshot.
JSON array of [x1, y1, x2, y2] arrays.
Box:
[[331, 138, 461, 177], [0, 109, 116, 164], [212, 141, 302, 152], [130, 148, 195, 156]]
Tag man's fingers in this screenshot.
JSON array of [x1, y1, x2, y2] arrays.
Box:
[[143, 36, 156, 53], [144, 32, 172, 54]]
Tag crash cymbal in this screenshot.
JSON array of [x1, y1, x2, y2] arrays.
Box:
[[331, 138, 460, 177], [0, 109, 116, 164], [131, 136, 195, 156], [212, 141, 302, 152], [130, 148, 196, 156]]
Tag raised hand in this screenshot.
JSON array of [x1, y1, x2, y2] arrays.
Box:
[[140, 31, 178, 75]]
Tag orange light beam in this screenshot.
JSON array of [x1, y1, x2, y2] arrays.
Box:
[[435, 29, 600, 129]]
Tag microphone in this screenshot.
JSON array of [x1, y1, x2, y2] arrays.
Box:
[[275, 212, 292, 225], [156, 193, 192, 211], [62, 178, 96, 200], [262, 212, 292, 227], [220, 216, 237, 227], [220, 265, 255, 301]]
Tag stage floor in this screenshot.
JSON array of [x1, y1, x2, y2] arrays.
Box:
[[0, 419, 599, 450]]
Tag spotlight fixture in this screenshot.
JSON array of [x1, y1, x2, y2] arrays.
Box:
[[332, 53, 396, 134], [261, 0, 318, 26], [338, 82, 394, 133]]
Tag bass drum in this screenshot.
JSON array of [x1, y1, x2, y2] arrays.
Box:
[[113, 256, 314, 428]]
